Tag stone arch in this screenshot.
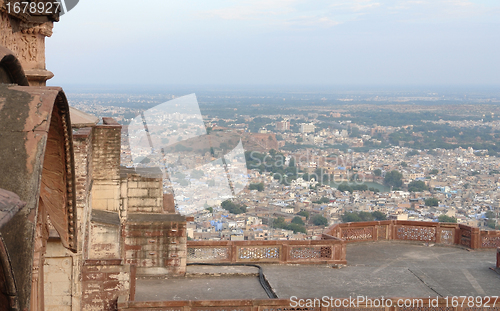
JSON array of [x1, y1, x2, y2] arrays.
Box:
[[0, 237, 18, 311], [0, 189, 25, 311], [39, 90, 77, 250], [0, 47, 29, 86], [0, 85, 77, 311], [30, 90, 77, 311]]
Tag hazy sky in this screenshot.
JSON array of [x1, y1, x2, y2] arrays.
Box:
[[47, 0, 500, 86]]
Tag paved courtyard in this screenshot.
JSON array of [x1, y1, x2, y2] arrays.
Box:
[[135, 242, 499, 301]]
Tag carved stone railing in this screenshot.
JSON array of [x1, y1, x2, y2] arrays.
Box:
[[187, 239, 346, 265], [325, 220, 500, 249], [118, 297, 499, 311], [186, 222, 499, 267], [480, 230, 500, 249]]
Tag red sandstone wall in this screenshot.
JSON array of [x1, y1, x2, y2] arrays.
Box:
[[123, 220, 186, 276], [186, 239, 346, 264], [82, 260, 135, 311], [325, 220, 500, 249], [163, 193, 175, 213], [92, 121, 122, 181]]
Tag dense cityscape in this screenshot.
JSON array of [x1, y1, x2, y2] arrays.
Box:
[[63, 87, 500, 242]]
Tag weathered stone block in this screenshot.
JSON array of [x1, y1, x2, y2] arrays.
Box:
[[82, 281, 102, 293], [127, 181, 138, 188], [82, 272, 106, 282], [128, 188, 149, 197], [46, 272, 71, 283], [92, 198, 108, 210], [148, 188, 163, 198], [50, 281, 72, 296]]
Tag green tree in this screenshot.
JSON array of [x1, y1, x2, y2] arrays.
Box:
[[249, 182, 264, 191], [313, 196, 330, 204], [311, 215, 328, 226], [297, 211, 309, 219], [358, 211, 375, 221], [372, 211, 387, 221], [384, 170, 403, 188], [272, 217, 286, 228], [425, 197, 439, 207], [373, 169, 382, 177], [337, 184, 353, 193], [401, 161, 408, 167], [438, 215, 457, 223], [291, 216, 305, 226], [287, 223, 307, 234], [486, 218, 499, 229], [342, 211, 386, 222], [206, 206, 213, 213], [407, 180, 428, 192], [221, 200, 247, 214], [429, 169, 439, 175], [342, 212, 362, 222], [271, 217, 306, 233]]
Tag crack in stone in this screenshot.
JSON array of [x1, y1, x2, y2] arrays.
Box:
[[407, 268, 443, 297]]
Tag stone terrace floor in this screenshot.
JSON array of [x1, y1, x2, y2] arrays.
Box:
[[135, 241, 500, 301]]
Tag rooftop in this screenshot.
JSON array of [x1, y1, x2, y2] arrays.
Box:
[[135, 242, 499, 301]]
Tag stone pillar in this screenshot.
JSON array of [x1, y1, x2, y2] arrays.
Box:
[[70, 127, 94, 311], [163, 193, 176, 213], [0, 11, 55, 85], [497, 248, 500, 269], [435, 223, 441, 244], [73, 128, 94, 255], [91, 118, 122, 212], [470, 227, 481, 249]]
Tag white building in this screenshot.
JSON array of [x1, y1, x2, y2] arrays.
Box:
[[300, 123, 316, 133]]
